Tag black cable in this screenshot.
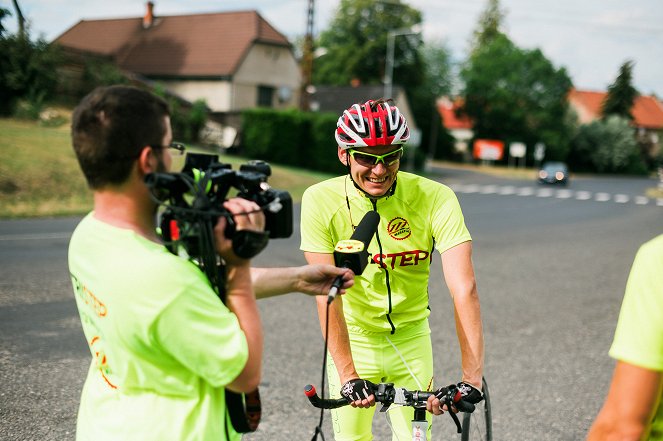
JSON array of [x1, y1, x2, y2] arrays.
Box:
[[312, 300, 332, 441]]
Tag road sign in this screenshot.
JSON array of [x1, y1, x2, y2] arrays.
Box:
[[534, 142, 546, 161], [509, 142, 526, 158], [473, 139, 504, 160], [408, 128, 422, 148]]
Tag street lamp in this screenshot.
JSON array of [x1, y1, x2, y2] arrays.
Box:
[[383, 24, 422, 99]]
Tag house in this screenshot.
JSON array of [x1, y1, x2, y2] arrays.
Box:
[[309, 84, 420, 146], [438, 89, 663, 161], [436, 97, 473, 158], [568, 88, 663, 156], [53, 2, 301, 137]]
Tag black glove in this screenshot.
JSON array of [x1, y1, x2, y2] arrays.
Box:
[[457, 381, 483, 404], [340, 379, 376, 402]]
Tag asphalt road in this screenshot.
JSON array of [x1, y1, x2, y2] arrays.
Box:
[[1, 168, 661, 440]]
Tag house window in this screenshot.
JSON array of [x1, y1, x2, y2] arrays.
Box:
[[257, 86, 274, 107]]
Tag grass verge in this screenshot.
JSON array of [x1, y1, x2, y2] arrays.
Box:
[[0, 117, 335, 219]]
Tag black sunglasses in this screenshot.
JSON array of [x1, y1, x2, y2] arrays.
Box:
[[150, 142, 186, 156]]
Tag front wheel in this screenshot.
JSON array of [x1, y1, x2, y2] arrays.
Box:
[[460, 377, 492, 441]]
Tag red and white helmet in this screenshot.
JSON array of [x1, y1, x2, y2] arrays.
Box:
[[335, 100, 410, 149]]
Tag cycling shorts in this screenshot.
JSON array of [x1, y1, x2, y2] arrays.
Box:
[[327, 320, 435, 441]]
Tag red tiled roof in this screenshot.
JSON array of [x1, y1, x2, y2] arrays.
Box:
[[54, 10, 290, 77], [436, 97, 473, 130], [568, 88, 663, 130]]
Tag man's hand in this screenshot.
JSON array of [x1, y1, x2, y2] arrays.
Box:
[[215, 198, 265, 265], [426, 381, 483, 415], [340, 379, 376, 408], [295, 264, 354, 296], [457, 381, 483, 404]]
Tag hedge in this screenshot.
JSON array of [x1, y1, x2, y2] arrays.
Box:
[[241, 108, 345, 175]]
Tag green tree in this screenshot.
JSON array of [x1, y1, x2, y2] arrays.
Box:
[[571, 115, 646, 174], [414, 41, 455, 160], [0, 8, 9, 37], [312, 0, 455, 165], [602, 60, 639, 121], [470, 0, 506, 52], [0, 8, 61, 116], [460, 33, 573, 162], [313, 0, 422, 87]]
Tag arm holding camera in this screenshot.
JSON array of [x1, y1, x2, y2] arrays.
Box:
[[214, 198, 265, 392]]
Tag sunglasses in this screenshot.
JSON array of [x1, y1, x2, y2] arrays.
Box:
[[150, 142, 186, 156], [348, 147, 404, 167]]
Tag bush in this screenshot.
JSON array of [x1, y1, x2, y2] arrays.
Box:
[[0, 33, 61, 116], [153, 84, 208, 143], [241, 108, 347, 175], [570, 116, 647, 175]]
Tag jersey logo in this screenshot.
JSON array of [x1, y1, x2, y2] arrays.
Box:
[[387, 216, 411, 240]]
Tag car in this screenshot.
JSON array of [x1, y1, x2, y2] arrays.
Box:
[[537, 161, 570, 185]]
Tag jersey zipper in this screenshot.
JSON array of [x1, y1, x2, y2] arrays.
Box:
[[371, 199, 396, 334]]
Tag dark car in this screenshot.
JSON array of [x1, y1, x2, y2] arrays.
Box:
[[537, 161, 569, 185]]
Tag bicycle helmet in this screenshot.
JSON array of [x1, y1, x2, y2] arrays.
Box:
[[335, 100, 410, 149]]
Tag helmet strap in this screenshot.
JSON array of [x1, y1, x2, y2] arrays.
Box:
[[347, 170, 397, 201]]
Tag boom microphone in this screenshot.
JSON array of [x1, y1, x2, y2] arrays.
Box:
[[327, 211, 380, 304]]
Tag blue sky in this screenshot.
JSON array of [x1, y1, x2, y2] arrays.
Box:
[[3, 0, 662, 98]]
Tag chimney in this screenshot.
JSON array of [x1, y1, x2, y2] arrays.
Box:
[[143, 2, 154, 29]]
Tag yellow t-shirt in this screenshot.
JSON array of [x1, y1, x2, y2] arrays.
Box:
[[610, 234, 663, 439], [69, 213, 247, 441], [300, 172, 471, 333]]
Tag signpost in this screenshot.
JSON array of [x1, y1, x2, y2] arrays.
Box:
[[509, 142, 526, 168], [473, 139, 504, 162], [534, 142, 546, 167]]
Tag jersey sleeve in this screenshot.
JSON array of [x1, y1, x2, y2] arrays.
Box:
[[431, 186, 472, 254], [154, 279, 248, 388], [609, 236, 663, 371], [300, 185, 336, 253]]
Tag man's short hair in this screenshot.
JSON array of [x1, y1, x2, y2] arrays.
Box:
[[71, 85, 170, 189]]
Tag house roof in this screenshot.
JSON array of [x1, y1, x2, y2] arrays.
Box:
[[53, 9, 291, 77], [310, 85, 405, 114], [568, 88, 663, 130], [309, 84, 418, 129], [437, 97, 473, 130]]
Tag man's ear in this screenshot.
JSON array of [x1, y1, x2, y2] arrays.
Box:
[[137, 146, 158, 175], [338, 146, 348, 165]]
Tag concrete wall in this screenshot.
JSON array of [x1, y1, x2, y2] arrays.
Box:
[[233, 43, 301, 110]]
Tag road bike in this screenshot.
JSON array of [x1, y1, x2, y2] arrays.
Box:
[[460, 377, 492, 441], [304, 376, 492, 440]]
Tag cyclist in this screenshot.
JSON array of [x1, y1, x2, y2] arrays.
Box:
[[68, 85, 353, 441], [300, 98, 485, 440]]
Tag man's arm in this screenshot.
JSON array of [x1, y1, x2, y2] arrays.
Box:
[[587, 361, 663, 440], [304, 251, 374, 408], [215, 198, 264, 393], [441, 241, 484, 389], [250, 265, 354, 299]]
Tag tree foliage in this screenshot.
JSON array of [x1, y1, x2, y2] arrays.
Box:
[[571, 115, 646, 174], [602, 60, 639, 121], [0, 11, 61, 116], [470, 0, 506, 53], [312, 0, 458, 163], [460, 33, 573, 162], [313, 0, 423, 87]]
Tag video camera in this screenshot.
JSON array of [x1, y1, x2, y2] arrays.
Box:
[[145, 152, 293, 264]]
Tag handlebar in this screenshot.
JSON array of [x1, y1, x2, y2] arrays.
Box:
[[304, 382, 475, 433]]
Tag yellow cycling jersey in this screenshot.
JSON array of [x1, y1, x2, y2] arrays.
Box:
[[300, 172, 471, 333]]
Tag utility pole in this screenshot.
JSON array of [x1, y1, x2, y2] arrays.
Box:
[[12, 0, 25, 39], [300, 0, 315, 111]]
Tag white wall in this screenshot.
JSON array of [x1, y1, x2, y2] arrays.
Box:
[[233, 43, 301, 110]]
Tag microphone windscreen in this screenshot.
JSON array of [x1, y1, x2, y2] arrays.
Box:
[[349, 211, 380, 247]]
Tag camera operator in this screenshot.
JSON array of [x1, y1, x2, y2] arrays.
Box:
[[68, 85, 353, 441]]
